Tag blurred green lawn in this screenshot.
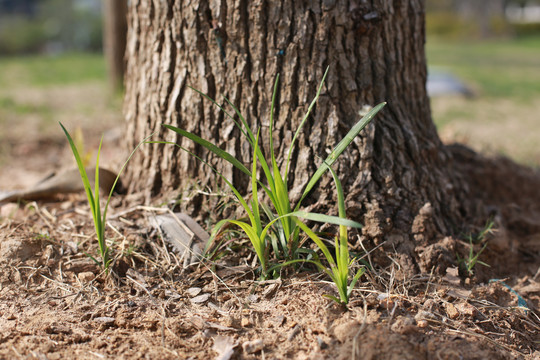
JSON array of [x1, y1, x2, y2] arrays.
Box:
[[0, 38, 539, 167], [0, 53, 121, 149], [0, 53, 107, 87], [427, 36, 540, 100], [426, 36, 540, 166]]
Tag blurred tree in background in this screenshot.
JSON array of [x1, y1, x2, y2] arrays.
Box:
[[427, 0, 540, 39], [1, 0, 539, 56], [102, 0, 127, 90], [0, 0, 102, 55]]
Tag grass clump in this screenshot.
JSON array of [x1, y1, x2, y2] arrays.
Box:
[[296, 166, 365, 304], [457, 220, 494, 277], [158, 68, 384, 302], [60, 123, 151, 272]]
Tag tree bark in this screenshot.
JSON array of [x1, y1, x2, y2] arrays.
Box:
[[123, 0, 474, 275]]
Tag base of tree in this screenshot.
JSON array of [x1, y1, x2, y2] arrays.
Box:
[[148, 143, 540, 280]]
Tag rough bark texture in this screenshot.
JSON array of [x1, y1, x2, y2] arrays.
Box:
[[123, 0, 473, 275]]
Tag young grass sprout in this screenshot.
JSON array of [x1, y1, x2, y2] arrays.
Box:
[[156, 68, 385, 299], [295, 166, 365, 304], [60, 123, 152, 272], [457, 220, 494, 277]]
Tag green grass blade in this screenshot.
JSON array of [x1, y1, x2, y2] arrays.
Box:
[[149, 140, 274, 198], [328, 166, 349, 284], [266, 258, 313, 274], [224, 96, 277, 194], [285, 67, 329, 180], [251, 130, 262, 235], [94, 136, 103, 209], [260, 203, 275, 221], [291, 211, 362, 228], [229, 219, 266, 272], [206, 218, 233, 253], [60, 122, 100, 241], [261, 203, 288, 256], [163, 124, 252, 178], [323, 294, 342, 304], [223, 97, 255, 144], [208, 217, 267, 274], [272, 159, 291, 231], [60, 122, 106, 267], [269, 75, 279, 171], [295, 102, 386, 210], [294, 219, 336, 268], [84, 252, 101, 266], [94, 136, 106, 261], [267, 75, 280, 193], [347, 267, 366, 297], [158, 127, 277, 202], [59, 123, 95, 210]]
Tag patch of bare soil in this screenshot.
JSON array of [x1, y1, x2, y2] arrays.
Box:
[[1, 141, 539, 359], [432, 96, 540, 166]]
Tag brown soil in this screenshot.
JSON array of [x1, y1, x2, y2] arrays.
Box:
[[0, 135, 539, 360]]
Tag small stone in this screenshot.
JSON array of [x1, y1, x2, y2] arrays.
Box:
[[317, 336, 328, 350], [287, 324, 301, 341], [445, 302, 460, 319], [422, 299, 438, 312], [455, 302, 477, 317], [94, 317, 115, 324], [213, 335, 236, 359], [78, 272, 95, 282], [417, 319, 428, 328], [190, 293, 210, 304], [241, 317, 251, 327], [415, 310, 436, 322], [242, 339, 263, 354], [68, 259, 100, 274], [377, 293, 396, 309], [186, 287, 202, 297]]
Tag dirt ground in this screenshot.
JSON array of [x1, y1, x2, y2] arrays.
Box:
[[0, 126, 538, 360], [0, 80, 539, 359]]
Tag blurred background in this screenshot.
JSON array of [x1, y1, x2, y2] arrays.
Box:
[[0, 0, 125, 188], [0, 0, 539, 182], [426, 0, 540, 166]]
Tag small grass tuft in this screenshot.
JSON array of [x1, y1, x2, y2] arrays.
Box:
[[155, 68, 385, 294], [60, 123, 152, 272], [457, 220, 494, 277]]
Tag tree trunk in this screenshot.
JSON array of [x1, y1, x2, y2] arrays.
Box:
[[102, 0, 128, 89], [123, 0, 474, 275]]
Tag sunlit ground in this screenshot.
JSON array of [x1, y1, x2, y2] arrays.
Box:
[[0, 53, 122, 189], [426, 36, 540, 167], [0, 53, 121, 142]]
